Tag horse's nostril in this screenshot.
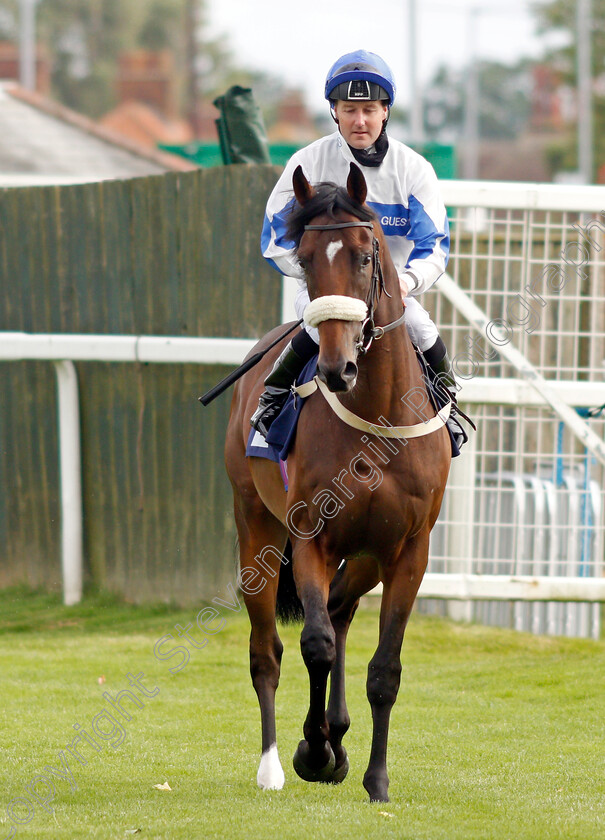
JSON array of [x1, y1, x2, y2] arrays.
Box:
[[343, 362, 358, 381], [318, 360, 358, 393]]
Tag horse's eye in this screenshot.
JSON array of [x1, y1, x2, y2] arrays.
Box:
[[361, 254, 372, 268]]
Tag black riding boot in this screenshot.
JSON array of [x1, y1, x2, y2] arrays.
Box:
[[424, 337, 473, 452], [250, 330, 318, 437]]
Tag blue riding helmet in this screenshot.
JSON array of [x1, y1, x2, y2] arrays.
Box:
[[324, 50, 396, 106]]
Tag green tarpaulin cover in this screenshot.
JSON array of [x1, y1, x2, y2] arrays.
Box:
[[213, 86, 271, 165]]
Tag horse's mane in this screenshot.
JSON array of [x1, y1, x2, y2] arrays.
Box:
[[286, 182, 376, 247]]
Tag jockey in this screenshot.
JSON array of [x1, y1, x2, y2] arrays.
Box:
[[252, 49, 468, 451]]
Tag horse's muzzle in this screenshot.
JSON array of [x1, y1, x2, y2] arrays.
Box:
[[316, 319, 360, 393], [317, 359, 358, 393]]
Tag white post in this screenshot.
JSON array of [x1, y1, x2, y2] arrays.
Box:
[[446, 410, 476, 622], [408, 0, 423, 145], [19, 0, 39, 91], [463, 7, 480, 180], [576, 0, 593, 182], [53, 361, 83, 605]]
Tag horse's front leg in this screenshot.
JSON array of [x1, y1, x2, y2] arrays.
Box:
[[234, 502, 287, 790], [326, 558, 381, 783], [291, 539, 340, 782], [363, 530, 430, 803]]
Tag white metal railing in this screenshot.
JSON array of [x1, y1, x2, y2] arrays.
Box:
[[1, 327, 603, 610], [2, 179, 605, 633], [440, 179, 605, 212], [0, 333, 256, 364], [437, 273, 605, 466], [421, 179, 605, 638], [0, 333, 254, 605]]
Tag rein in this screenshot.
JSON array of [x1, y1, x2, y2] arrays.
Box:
[[302, 220, 405, 353]]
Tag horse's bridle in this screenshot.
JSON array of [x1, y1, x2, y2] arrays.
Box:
[[303, 221, 406, 354]]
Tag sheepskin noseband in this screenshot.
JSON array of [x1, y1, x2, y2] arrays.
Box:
[[303, 295, 368, 328]]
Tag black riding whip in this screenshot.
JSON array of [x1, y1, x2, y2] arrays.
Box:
[[198, 319, 304, 406]]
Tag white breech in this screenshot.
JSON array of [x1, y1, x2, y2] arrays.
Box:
[[295, 285, 320, 344], [294, 284, 439, 352]]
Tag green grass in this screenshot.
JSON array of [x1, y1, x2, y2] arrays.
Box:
[[0, 586, 603, 840]]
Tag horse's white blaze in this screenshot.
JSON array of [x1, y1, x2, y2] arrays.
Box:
[[257, 743, 285, 790], [326, 240, 343, 264]]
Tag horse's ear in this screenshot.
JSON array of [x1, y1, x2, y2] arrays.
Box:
[[347, 162, 367, 206], [293, 165, 314, 206]]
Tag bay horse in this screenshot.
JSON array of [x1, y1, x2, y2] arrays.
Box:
[[224, 162, 451, 802]]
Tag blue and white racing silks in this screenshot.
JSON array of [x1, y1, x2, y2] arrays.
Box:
[[260, 131, 450, 297]]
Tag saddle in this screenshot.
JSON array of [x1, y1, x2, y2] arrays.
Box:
[[245, 350, 463, 476]]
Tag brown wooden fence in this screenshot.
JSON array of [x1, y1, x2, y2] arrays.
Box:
[[0, 165, 283, 603]]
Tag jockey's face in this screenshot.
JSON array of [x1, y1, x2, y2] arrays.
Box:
[[333, 100, 388, 149]]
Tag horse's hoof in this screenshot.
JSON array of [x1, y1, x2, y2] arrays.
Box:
[[363, 769, 389, 802], [329, 749, 349, 784], [292, 740, 335, 782]]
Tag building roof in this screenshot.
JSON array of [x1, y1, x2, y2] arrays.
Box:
[[0, 81, 197, 187], [99, 100, 194, 149]]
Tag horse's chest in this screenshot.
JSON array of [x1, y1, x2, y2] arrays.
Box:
[[292, 461, 438, 557]]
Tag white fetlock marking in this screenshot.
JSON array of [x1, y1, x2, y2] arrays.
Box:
[[257, 743, 285, 790]]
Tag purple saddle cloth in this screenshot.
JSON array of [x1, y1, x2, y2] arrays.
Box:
[[245, 356, 318, 488]]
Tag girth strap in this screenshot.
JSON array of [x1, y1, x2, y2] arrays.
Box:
[[293, 376, 451, 439]]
